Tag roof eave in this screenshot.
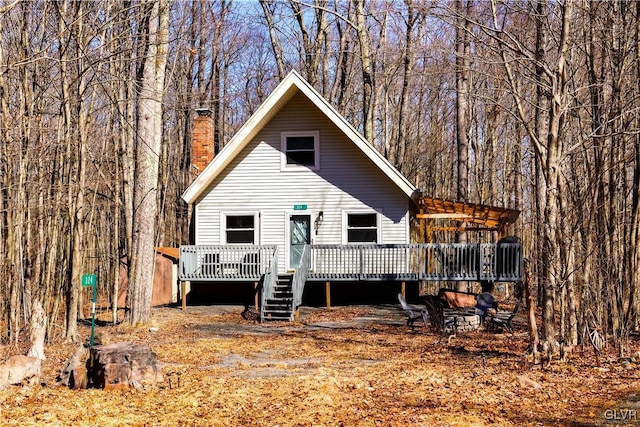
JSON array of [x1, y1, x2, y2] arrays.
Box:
[[182, 69, 418, 204], [291, 72, 418, 199], [182, 77, 300, 204]]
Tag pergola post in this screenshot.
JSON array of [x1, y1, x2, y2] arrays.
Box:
[[181, 282, 186, 310]]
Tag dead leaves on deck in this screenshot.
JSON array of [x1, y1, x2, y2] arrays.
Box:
[[0, 306, 638, 426]]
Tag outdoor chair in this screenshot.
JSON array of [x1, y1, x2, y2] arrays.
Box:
[[397, 293, 429, 327], [202, 253, 220, 276], [239, 252, 261, 276], [220, 252, 261, 276], [487, 299, 521, 333]]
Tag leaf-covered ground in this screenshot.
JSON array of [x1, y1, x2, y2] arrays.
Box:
[[1, 305, 639, 426]]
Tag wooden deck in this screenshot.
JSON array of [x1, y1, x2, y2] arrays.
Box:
[[180, 243, 523, 322], [179, 243, 523, 283]]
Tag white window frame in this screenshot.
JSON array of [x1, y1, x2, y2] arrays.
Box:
[[342, 210, 381, 244], [280, 131, 320, 171], [220, 212, 259, 244]]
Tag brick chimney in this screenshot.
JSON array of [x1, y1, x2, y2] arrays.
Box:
[[192, 108, 214, 175]]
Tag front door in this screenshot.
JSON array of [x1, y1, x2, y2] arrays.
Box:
[[289, 214, 311, 270]]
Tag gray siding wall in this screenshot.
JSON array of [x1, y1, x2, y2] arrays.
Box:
[[195, 91, 410, 272]]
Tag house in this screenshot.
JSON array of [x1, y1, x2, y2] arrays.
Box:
[[179, 70, 523, 321]]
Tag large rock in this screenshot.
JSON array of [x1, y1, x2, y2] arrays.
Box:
[[88, 342, 163, 389]]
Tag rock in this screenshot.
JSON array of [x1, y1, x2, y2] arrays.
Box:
[[0, 355, 41, 388], [88, 342, 163, 389]]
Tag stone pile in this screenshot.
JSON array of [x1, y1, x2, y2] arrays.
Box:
[[445, 312, 481, 332]]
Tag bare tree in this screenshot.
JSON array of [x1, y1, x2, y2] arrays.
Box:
[[488, 0, 574, 347], [127, 0, 169, 325]]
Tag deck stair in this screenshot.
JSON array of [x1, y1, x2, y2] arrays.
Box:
[[262, 274, 295, 321]]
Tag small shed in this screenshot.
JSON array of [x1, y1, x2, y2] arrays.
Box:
[[118, 247, 180, 307]]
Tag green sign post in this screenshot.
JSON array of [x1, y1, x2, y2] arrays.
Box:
[[82, 274, 98, 347]]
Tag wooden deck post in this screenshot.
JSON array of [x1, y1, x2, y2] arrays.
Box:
[[181, 282, 186, 311], [325, 281, 331, 308], [401, 281, 406, 298], [254, 282, 259, 310]]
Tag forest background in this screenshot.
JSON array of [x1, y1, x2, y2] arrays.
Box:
[[0, 0, 638, 359]]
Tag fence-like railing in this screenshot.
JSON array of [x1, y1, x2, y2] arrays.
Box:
[[307, 244, 417, 281], [260, 250, 279, 321], [179, 245, 278, 281], [291, 245, 311, 309], [306, 243, 522, 282], [179, 243, 523, 283]]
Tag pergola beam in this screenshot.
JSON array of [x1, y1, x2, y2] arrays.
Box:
[[417, 213, 474, 220], [417, 196, 520, 232]]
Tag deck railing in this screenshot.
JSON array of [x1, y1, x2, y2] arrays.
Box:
[[307, 244, 417, 281], [260, 250, 279, 321], [179, 242, 523, 283], [291, 245, 311, 309], [179, 245, 278, 281]]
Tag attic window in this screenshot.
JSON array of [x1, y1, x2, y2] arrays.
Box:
[[281, 131, 319, 170]]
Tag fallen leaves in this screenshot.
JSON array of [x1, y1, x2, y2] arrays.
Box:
[[0, 305, 638, 426]]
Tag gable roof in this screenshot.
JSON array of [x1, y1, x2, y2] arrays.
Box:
[[182, 69, 419, 204]]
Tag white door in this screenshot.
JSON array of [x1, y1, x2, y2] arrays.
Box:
[[288, 214, 311, 270]]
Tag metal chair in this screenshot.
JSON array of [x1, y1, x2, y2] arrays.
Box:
[[487, 299, 521, 333], [397, 293, 429, 327]]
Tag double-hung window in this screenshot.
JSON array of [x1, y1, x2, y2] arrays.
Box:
[[346, 212, 379, 243], [281, 131, 319, 170], [224, 214, 256, 244]]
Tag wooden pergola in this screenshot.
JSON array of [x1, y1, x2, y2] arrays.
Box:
[[416, 196, 520, 238]]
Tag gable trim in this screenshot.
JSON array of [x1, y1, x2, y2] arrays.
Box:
[[182, 69, 417, 204]]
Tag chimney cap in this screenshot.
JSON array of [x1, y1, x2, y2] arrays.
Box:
[[195, 108, 212, 117]]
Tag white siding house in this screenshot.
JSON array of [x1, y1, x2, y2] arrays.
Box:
[[179, 70, 524, 320], [183, 70, 420, 275]]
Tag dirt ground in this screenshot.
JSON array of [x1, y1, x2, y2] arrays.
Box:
[[1, 304, 639, 426]]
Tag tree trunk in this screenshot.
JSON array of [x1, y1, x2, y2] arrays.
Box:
[[455, 0, 472, 291], [259, 0, 286, 81], [354, 0, 374, 143], [524, 260, 540, 363], [27, 299, 47, 360], [127, 0, 169, 325], [396, 1, 422, 174], [540, 0, 572, 346], [455, 0, 471, 206]]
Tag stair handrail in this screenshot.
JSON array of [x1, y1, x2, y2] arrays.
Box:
[[291, 245, 311, 314], [260, 248, 279, 322]]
